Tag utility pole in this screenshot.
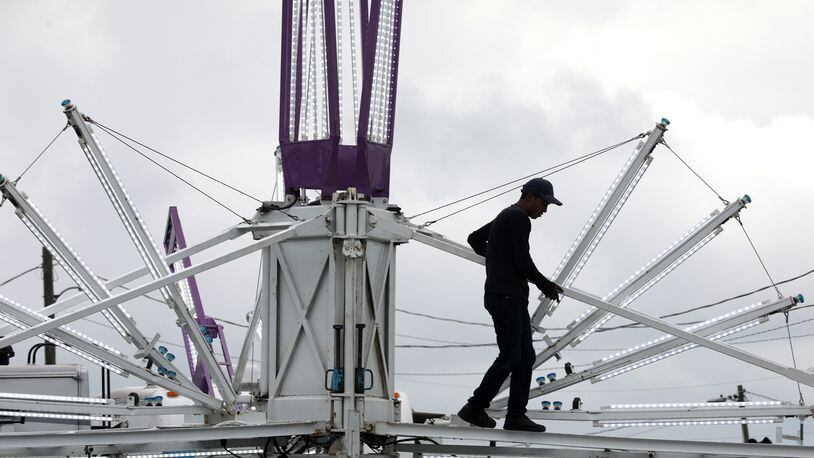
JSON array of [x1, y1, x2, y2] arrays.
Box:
[[738, 384, 749, 443], [42, 247, 56, 365]]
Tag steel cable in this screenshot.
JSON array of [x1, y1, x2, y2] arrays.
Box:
[[94, 123, 253, 223], [408, 133, 646, 223]]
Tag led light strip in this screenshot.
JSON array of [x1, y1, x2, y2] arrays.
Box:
[[0, 391, 110, 404], [597, 418, 782, 428], [597, 299, 771, 364], [595, 320, 765, 382], [552, 143, 642, 280], [0, 410, 113, 422], [172, 260, 195, 313], [565, 159, 651, 289], [571, 211, 718, 327], [83, 134, 168, 278], [0, 294, 122, 355], [16, 200, 131, 339], [127, 448, 263, 458], [574, 229, 721, 345], [0, 313, 124, 375], [602, 401, 783, 410]]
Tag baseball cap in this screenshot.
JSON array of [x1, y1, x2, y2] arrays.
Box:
[[521, 178, 562, 206]]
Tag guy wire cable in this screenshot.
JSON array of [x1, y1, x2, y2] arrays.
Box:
[[93, 120, 301, 221], [13, 123, 70, 184], [408, 133, 646, 222], [94, 122, 253, 224], [89, 120, 264, 203]]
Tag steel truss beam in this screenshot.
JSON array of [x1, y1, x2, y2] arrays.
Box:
[[512, 406, 813, 421], [502, 198, 748, 397], [532, 123, 667, 324], [0, 296, 223, 408], [374, 422, 814, 458], [564, 198, 748, 346], [0, 178, 188, 381], [0, 398, 212, 416], [0, 212, 330, 355], [0, 421, 324, 457], [367, 208, 484, 265], [563, 287, 814, 386], [395, 443, 653, 458], [64, 103, 237, 406], [0, 224, 251, 335], [497, 295, 797, 406]]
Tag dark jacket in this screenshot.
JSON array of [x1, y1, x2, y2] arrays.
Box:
[[468, 204, 551, 300]]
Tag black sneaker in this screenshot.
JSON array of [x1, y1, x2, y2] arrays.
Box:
[[504, 415, 546, 432], [457, 404, 496, 428]]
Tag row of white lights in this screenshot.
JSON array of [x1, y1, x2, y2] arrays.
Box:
[[602, 401, 783, 410], [569, 210, 718, 327], [597, 418, 782, 428], [0, 410, 113, 422], [597, 298, 771, 364], [127, 448, 263, 458], [566, 158, 652, 290], [0, 305, 124, 375], [0, 391, 110, 404], [574, 229, 722, 345], [547, 154, 650, 318], [0, 294, 122, 356], [594, 319, 765, 382], [551, 141, 642, 281], [17, 196, 131, 339]]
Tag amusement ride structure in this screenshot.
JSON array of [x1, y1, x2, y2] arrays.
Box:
[[0, 1, 812, 456]]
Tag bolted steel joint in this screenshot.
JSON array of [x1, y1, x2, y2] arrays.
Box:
[[342, 239, 365, 258]]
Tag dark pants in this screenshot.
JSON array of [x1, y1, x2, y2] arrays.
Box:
[[467, 294, 535, 417]]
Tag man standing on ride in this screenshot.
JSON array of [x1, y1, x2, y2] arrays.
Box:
[[457, 178, 563, 432]]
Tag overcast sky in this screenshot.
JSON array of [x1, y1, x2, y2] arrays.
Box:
[[2, 0, 814, 443]]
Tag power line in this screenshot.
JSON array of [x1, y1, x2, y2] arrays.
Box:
[[396, 308, 570, 330], [395, 317, 814, 350], [396, 333, 473, 345], [395, 375, 786, 393], [396, 265, 814, 334], [723, 317, 814, 342], [593, 267, 814, 333], [0, 264, 42, 288]]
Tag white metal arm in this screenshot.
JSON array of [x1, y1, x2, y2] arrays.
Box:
[[532, 122, 668, 324], [63, 103, 238, 405], [564, 287, 814, 386]]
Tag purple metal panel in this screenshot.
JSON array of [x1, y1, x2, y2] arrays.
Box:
[[166, 208, 207, 323], [280, 139, 337, 194], [385, 0, 403, 145], [279, 0, 399, 199], [163, 206, 245, 395], [364, 141, 391, 196], [215, 324, 234, 379], [279, 0, 293, 144]]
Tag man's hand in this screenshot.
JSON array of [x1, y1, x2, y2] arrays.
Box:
[[539, 279, 563, 302]]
